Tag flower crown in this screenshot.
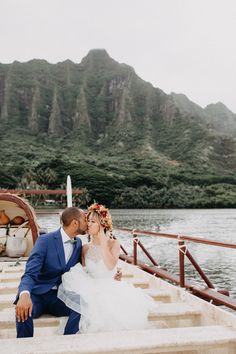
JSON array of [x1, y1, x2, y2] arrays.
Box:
[[87, 203, 113, 232]]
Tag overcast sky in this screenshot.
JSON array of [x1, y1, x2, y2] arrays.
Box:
[[1, 0, 236, 112]]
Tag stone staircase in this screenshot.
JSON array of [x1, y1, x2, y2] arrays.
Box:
[[0, 260, 236, 353]]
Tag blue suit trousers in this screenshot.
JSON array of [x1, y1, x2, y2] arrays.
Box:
[[16, 290, 81, 337]]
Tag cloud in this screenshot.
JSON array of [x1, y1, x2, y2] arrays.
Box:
[[0, 0, 236, 112]]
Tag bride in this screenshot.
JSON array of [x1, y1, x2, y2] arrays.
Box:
[[58, 203, 154, 333]]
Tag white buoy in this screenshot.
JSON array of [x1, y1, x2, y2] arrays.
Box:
[[66, 175, 72, 207]]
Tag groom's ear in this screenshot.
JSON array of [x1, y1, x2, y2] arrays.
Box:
[[71, 219, 79, 228], [75, 219, 80, 225]]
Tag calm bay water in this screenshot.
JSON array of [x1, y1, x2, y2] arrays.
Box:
[[37, 209, 236, 299]]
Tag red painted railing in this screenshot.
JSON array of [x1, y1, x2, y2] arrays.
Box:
[[0, 189, 82, 195], [116, 227, 236, 311]]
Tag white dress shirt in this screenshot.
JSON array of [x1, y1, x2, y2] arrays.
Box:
[[60, 227, 74, 263]]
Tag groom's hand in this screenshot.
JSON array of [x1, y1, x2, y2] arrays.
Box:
[[15, 293, 33, 322]]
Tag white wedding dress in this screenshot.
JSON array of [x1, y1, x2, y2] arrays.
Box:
[[58, 243, 154, 333]]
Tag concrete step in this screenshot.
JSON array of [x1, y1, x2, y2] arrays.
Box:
[[0, 282, 137, 295], [2, 268, 24, 273], [0, 326, 58, 339], [0, 262, 25, 273], [0, 310, 66, 330], [0, 302, 201, 331], [121, 272, 134, 278], [143, 289, 171, 302], [0, 310, 170, 339], [0, 281, 19, 294], [0, 272, 22, 282], [0, 294, 15, 309], [148, 303, 201, 321], [0, 326, 235, 353], [124, 278, 149, 289], [148, 303, 202, 328], [0, 270, 133, 281]]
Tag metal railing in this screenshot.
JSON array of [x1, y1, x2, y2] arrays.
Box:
[[116, 227, 236, 311]]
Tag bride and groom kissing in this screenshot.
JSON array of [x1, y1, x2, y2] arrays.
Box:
[[15, 203, 153, 337]]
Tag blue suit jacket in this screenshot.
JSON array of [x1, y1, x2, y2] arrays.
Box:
[[16, 228, 82, 300]]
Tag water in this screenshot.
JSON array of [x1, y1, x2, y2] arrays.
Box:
[[37, 209, 236, 299]]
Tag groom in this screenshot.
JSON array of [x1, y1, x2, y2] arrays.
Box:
[[15, 207, 87, 337]]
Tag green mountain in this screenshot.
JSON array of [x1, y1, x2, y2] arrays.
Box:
[[0, 49, 236, 208], [205, 102, 236, 137], [171, 93, 236, 138]]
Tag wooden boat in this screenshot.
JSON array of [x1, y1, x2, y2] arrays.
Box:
[[0, 194, 236, 353], [0, 193, 39, 259], [1, 257, 236, 353]]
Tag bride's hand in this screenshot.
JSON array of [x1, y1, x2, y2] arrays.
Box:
[[98, 227, 107, 244]]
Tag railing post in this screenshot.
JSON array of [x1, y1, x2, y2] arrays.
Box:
[[137, 240, 159, 266], [179, 240, 185, 288], [185, 249, 215, 289], [120, 244, 128, 255], [133, 233, 138, 265]]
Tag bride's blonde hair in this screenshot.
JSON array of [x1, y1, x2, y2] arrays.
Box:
[[87, 203, 113, 235]]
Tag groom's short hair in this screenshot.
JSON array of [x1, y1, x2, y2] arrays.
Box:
[[61, 207, 84, 226]]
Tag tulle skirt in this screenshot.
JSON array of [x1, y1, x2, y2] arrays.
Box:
[[57, 263, 154, 333]]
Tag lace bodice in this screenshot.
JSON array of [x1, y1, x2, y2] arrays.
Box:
[[86, 243, 103, 263], [85, 243, 116, 279]]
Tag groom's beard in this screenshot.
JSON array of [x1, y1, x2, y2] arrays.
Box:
[[76, 228, 87, 235]]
